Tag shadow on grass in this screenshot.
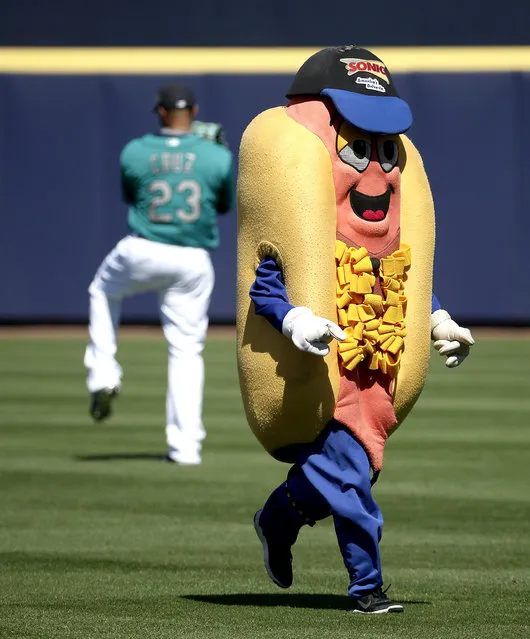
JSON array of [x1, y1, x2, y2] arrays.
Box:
[[75, 452, 166, 462], [184, 593, 351, 610], [182, 594, 431, 610]]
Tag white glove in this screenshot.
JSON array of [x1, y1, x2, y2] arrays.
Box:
[[431, 309, 475, 368], [282, 306, 346, 357]]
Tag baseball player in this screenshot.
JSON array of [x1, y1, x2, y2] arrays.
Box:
[[84, 83, 233, 465]]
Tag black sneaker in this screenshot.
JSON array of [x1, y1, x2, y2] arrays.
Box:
[[90, 387, 119, 422], [351, 586, 404, 614], [253, 510, 293, 589]]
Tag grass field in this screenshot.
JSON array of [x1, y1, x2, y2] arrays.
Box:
[[0, 331, 529, 638]]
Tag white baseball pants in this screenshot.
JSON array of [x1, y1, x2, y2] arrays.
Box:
[[84, 234, 214, 459]]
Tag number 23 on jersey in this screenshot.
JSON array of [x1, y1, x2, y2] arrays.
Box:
[[148, 179, 202, 224]]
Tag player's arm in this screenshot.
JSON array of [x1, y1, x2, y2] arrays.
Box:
[[120, 142, 138, 205], [216, 155, 234, 214]]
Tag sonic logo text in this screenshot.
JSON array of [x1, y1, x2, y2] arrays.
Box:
[[340, 58, 389, 85]]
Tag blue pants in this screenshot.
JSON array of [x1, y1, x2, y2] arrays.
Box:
[[259, 422, 383, 598]]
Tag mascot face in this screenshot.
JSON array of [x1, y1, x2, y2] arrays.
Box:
[[287, 98, 403, 256], [336, 120, 401, 246]]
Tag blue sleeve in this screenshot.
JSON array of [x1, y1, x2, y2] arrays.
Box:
[[432, 293, 441, 312], [249, 257, 294, 332]]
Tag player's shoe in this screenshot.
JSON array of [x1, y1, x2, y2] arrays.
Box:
[[164, 449, 202, 466], [351, 586, 404, 614], [90, 387, 119, 422], [253, 509, 293, 589]]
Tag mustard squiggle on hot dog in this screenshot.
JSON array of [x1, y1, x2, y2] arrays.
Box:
[[335, 240, 410, 378]]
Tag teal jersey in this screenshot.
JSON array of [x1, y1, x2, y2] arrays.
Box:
[[121, 131, 233, 249]]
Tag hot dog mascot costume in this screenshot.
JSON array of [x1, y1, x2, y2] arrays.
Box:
[[237, 45, 475, 614]]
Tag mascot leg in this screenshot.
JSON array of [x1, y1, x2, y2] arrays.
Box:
[[255, 421, 384, 597], [297, 422, 384, 598], [254, 465, 330, 589]]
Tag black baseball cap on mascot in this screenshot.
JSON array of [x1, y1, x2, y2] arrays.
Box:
[[286, 45, 412, 135]]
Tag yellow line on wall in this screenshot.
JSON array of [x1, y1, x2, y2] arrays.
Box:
[[1, 47, 530, 74]]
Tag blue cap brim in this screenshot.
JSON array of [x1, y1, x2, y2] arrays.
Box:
[[321, 88, 412, 134]]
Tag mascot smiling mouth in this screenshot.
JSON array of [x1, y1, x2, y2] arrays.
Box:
[[350, 189, 391, 222]]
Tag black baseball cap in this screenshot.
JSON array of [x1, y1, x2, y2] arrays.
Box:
[[154, 83, 195, 111], [286, 45, 412, 134]]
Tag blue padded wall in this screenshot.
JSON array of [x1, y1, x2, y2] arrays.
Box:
[[0, 72, 527, 323]]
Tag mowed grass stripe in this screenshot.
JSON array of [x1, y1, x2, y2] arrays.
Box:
[[0, 335, 528, 639]]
